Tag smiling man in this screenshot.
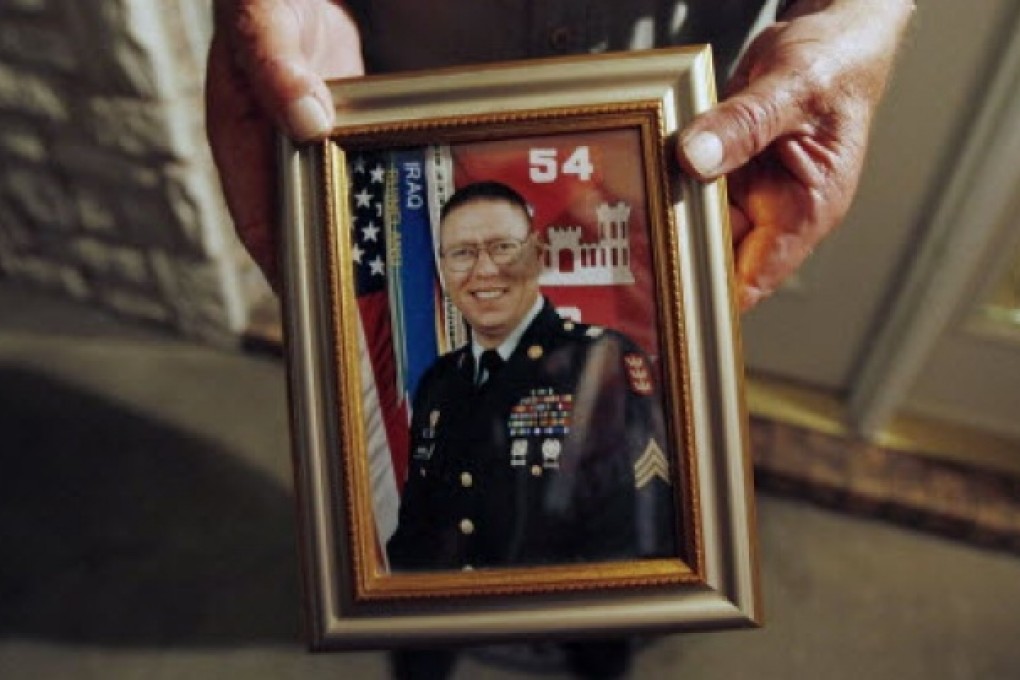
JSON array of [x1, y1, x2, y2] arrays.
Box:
[[386, 181, 678, 572], [439, 187, 542, 351]]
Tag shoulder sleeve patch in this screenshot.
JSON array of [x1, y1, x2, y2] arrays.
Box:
[[624, 352, 654, 395]]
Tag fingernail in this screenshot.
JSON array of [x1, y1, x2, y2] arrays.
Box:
[[287, 95, 332, 139], [683, 132, 723, 177]]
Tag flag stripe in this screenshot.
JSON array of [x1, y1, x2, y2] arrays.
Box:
[[356, 316, 400, 544]]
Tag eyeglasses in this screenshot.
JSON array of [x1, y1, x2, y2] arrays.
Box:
[[440, 237, 532, 272]]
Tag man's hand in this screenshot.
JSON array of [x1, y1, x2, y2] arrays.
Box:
[[678, 0, 914, 311], [206, 0, 363, 289]]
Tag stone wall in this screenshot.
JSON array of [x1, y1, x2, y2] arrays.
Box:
[[0, 0, 257, 345]]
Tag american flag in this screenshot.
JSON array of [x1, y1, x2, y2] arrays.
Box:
[[350, 151, 409, 546]]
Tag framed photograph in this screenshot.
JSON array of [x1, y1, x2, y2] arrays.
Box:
[[279, 46, 758, 650]]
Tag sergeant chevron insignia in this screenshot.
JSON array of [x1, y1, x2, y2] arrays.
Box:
[[634, 438, 671, 489]]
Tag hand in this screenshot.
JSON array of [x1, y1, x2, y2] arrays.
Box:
[[677, 0, 914, 311], [206, 0, 363, 289]]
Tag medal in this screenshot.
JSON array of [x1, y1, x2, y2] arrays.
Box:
[[511, 439, 528, 467], [542, 438, 561, 469], [508, 389, 573, 437]]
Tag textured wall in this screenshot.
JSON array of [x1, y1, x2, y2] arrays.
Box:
[[0, 0, 255, 344]]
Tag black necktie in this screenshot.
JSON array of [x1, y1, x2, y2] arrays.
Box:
[[478, 349, 504, 386]]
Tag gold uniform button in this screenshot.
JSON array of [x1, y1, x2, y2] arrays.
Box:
[[459, 518, 475, 535], [460, 472, 473, 488], [563, 321, 575, 331], [531, 465, 543, 477]]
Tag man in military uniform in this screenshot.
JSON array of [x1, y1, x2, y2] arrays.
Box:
[[387, 181, 677, 571]]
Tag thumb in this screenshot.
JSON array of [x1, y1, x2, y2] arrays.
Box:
[[677, 70, 807, 180], [225, 0, 346, 140]]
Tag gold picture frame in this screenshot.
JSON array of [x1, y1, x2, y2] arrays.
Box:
[[279, 46, 758, 650]]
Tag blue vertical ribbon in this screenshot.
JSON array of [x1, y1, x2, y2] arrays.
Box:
[[393, 148, 439, 402]]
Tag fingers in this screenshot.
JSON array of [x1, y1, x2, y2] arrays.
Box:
[[724, 151, 814, 311], [678, 68, 810, 181], [676, 1, 916, 310], [221, 0, 363, 140], [206, 31, 280, 287], [734, 225, 812, 311], [229, 0, 333, 139], [680, 63, 821, 310], [206, 0, 365, 288]]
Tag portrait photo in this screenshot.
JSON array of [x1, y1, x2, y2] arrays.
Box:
[[279, 48, 757, 648], [345, 129, 683, 575]]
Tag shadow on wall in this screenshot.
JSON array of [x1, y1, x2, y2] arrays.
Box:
[[0, 367, 300, 646]]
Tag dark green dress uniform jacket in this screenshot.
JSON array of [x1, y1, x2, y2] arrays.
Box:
[[387, 299, 678, 571]]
